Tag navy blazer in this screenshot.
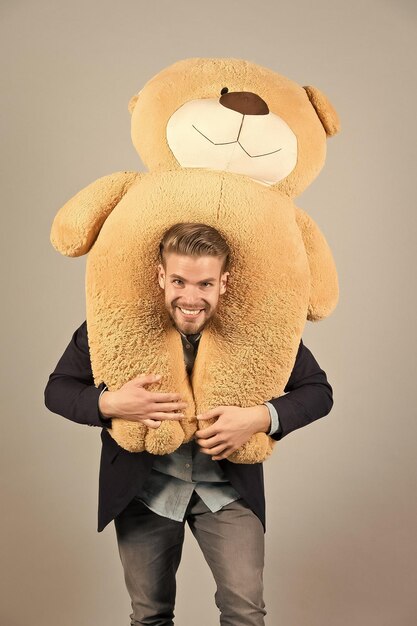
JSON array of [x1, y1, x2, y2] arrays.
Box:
[[44, 321, 333, 533]]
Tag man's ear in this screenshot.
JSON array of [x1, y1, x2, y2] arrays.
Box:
[[157, 263, 165, 289], [220, 271, 229, 295]]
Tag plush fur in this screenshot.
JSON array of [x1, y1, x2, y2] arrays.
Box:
[[50, 58, 340, 463]]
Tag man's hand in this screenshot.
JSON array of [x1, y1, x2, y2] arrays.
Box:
[[195, 405, 271, 460], [98, 374, 187, 429]]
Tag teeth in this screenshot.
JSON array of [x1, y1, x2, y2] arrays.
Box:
[[179, 307, 201, 316]]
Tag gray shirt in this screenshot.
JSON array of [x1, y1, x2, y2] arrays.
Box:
[[100, 330, 280, 522]]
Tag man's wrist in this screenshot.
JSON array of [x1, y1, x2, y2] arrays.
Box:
[[98, 386, 112, 421], [264, 401, 280, 435], [255, 404, 271, 433]]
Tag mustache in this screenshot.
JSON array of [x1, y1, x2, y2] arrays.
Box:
[[172, 300, 208, 309]]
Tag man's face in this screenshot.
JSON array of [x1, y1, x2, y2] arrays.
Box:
[[157, 253, 229, 335]]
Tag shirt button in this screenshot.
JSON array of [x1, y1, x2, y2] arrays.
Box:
[[185, 463, 190, 468], [186, 344, 191, 349]]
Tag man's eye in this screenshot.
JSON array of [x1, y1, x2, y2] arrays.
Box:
[[202, 282, 212, 287], [173, 279, 183, 285]]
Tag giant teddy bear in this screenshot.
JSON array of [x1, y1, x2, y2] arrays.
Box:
[[50, 57, 340, 463]]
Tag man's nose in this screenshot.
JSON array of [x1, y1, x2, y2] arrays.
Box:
[[219, 91, 269, 115], [181, 284, 202, 303]]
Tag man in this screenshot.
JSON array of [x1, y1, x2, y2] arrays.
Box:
[[44, 222, 334, 626]]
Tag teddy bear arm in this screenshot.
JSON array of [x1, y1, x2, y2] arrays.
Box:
[[295, 206, 339, 320], [50, 171, 141, 257]]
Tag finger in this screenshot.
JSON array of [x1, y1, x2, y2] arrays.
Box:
[[149, 391, 184, 403], [195, 425, 219, 439], [212, 447, 234, 460], [150, 401, 187, 412], [148, 412, 185, 420], [142, 419, 161, 429], [197, 406, 224, 421], [200, 443, 229, 455], [197, 435, 222, 448], [133, 374, 162, 387]]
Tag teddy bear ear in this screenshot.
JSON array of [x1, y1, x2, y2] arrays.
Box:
[[303, 86, 341, 137], [128, 91, 141, 115]]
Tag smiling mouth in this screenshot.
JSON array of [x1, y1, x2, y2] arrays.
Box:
[[177, 306, 204, 317]]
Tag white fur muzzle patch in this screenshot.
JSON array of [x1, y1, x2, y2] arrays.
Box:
[[167, 99, 297, 186]]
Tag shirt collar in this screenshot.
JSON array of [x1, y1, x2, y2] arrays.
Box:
[[178, 330, 202, 345]]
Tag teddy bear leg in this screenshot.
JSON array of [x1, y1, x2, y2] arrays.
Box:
[[109, 418, 148, 453], [227, 432, 275, 464], [144, 419, 185, 455], [195, 420, 274, 464]]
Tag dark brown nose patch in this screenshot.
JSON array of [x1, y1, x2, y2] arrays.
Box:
[[219, 91, 269, 115]]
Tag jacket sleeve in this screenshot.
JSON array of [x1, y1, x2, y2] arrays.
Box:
[[44, 320, 111, 428], [267, 339, 334, 441]]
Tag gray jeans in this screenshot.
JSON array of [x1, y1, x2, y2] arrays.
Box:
[[114, 490, 267, 626]]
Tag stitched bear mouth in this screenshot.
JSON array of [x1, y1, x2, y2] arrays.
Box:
[[166, 98, 298, 185], [192, 121, 282, 159]]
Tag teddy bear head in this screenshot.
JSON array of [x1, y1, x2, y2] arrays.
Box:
[[129, 57, 340, 197]]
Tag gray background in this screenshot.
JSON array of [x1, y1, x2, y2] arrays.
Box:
[[1, 0, 416, 624]]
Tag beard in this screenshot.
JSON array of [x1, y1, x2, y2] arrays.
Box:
[[167, 299, 213, 335]]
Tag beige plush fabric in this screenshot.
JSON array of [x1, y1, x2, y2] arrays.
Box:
[[130, 58, 340, 195], [50, 58, 340, 463]]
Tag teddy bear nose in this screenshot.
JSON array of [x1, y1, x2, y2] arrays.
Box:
[[219, 91, 269, 116]]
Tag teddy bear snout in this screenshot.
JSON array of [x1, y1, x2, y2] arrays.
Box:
[[219, 91, 269, 116]]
